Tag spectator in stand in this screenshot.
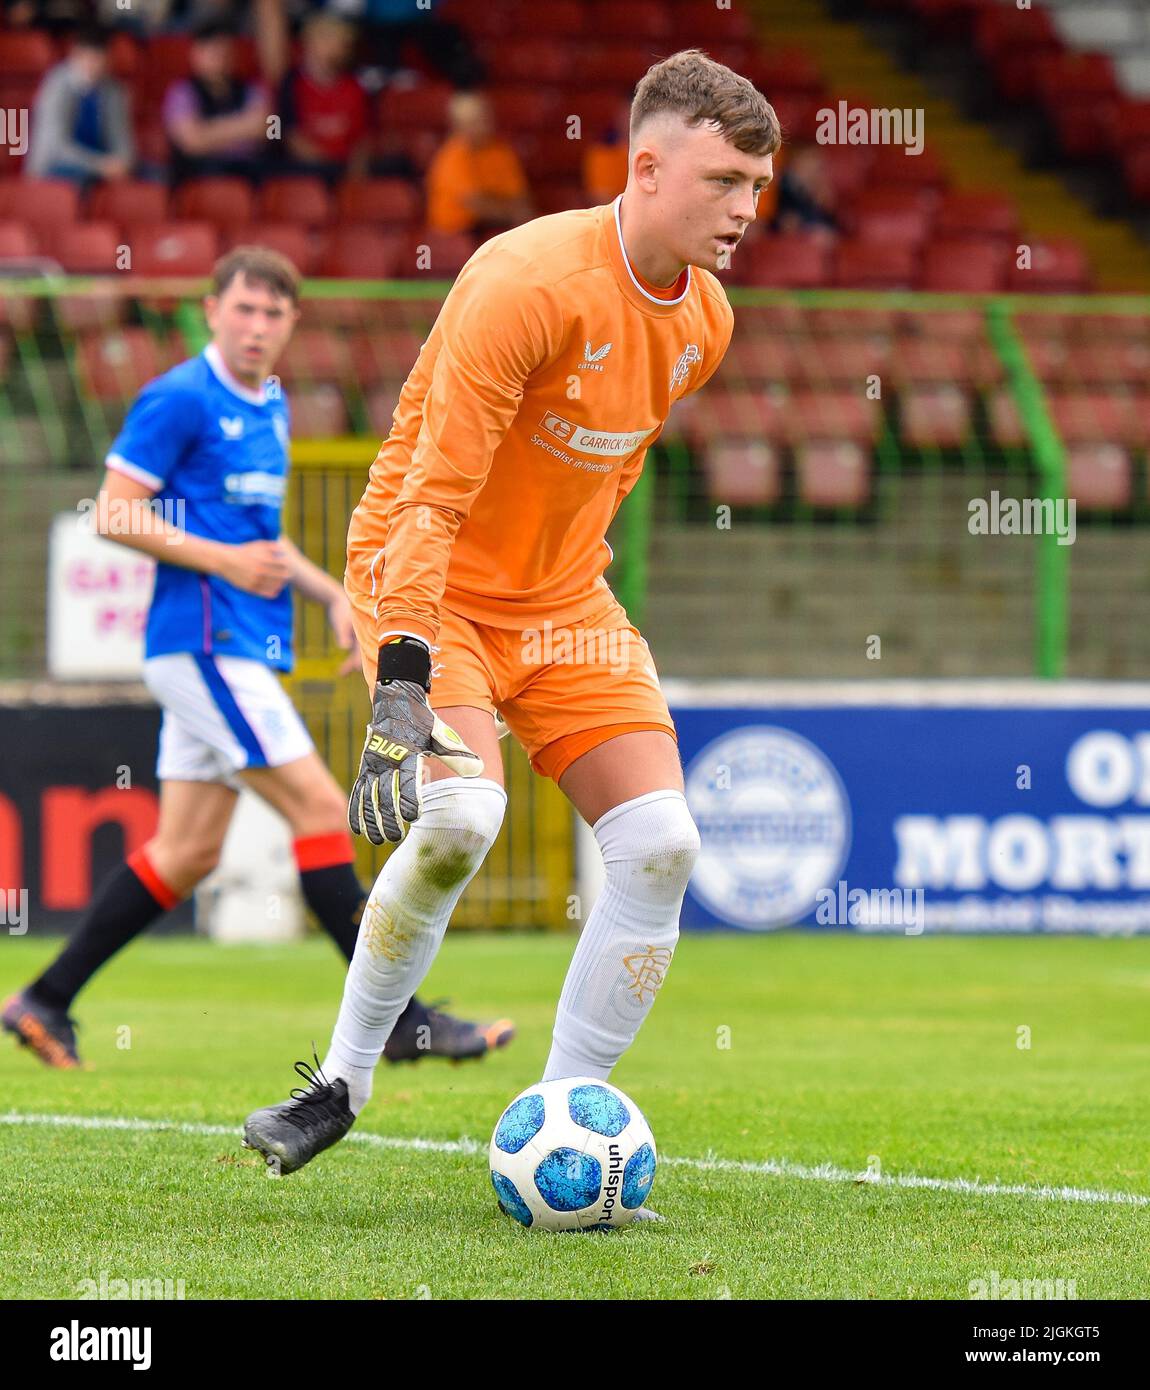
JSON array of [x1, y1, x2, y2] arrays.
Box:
[[25, 25, 135, 186], [163, 18, 271, 184], [332, 0, 484, 90], [582, 98, 631, 206], [426, 92, 532, 237], [273, 11, 372, 181], [773, 146, 836, 240], [4, 0, 90, 35]]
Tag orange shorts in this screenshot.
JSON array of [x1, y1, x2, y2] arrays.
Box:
[[347, 589, 676, 783]]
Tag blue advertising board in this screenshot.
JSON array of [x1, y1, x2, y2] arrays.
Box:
[[667, 681, 1150, 934]]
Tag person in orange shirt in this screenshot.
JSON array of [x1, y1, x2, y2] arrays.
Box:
[[582, 97, 632, 205], [244, 50, 781, 1194], [425, 91, 533, 236]]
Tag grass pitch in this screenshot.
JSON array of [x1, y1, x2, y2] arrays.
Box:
[[2, 930, 1148, 1300]]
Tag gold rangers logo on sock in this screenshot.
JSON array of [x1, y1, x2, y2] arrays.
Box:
[[622, 945, 674, 1004]]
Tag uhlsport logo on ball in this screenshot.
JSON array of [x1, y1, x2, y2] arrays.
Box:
[[489, 1078, 656, 1231], [685, 725, 851, 930]]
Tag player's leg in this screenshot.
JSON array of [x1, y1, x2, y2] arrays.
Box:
[[3, 778, 238, 1068], [242, 724, 515, 1062], [316, 704, 507, 1109], [545, 731, 697, 1082], [500, 603, 698, 1085]]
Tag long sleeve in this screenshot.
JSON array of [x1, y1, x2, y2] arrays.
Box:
[[375, 263, 563, 648]]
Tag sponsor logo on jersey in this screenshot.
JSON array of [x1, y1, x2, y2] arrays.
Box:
[[578, 340, 612, 371], [219, 415, 245, 440], [223, 471, 286, 505], [670, 343, 702, 392], [539, 412, 656, 457]]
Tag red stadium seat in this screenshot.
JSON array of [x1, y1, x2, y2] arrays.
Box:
[[1049, 392, 1138, 446], [919, 239, 1009, 292], [1067, 444, 1133, 511], [49, 221, 122, 274], [685, 388, 791, 444], [89, 180, 170, 226], [700, 441, 782, 507], [795, 441, 871, 508], [0, 179, 80, 229], [487, 86, 559, 132], [489, 40, 574, 87], [131, 222, 219, 276], [336, 179, 421, 228], [849, 188, 938, 246], [227, 224, 316, 275], [1034, 53, 1118, 111], [51, 288, 131, 331], [258, 178, 332, 227], [833, 239, 918, 289], [377, 83, 454, 132], [900, 384, 972, 448], [0, 221, 39, 261], [317, 227, 404, 279], [289, 385, 348, 437], [786, 391, 882, 444], [0, 30, 57, 74], [405, 230, 476, 279], [934, 190, 1019, 242], [348, 328, 426, 386], [1122, 144, 1150, 203], [743, 232, 831, 289], [1066, 342, 1150, 388], [815, 145, 877, 201], [78, 327, 175, 399], [790, 336, 892, 386], [868, 146, 948, 191], [1008, 240, 1091, 294], [174, 177, 256, 228], [587, 0, 670, 42], [277, 329, 352, 387]]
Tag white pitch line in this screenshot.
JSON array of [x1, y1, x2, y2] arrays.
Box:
[[3, 1110, 1147, 1209]]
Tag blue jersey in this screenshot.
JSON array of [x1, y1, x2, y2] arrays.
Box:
[[107, 344, 294, 672]]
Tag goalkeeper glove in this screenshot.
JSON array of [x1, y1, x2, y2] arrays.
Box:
[[348, 635, 484, 845]]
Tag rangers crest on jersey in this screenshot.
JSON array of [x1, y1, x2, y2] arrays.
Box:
[[670, 343, 702, 392]]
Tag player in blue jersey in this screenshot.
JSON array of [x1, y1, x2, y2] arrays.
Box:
[[2, 246, 513, 1071]]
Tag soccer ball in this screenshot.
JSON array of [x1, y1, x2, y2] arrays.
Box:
[[488, 1077, 657, 1231]]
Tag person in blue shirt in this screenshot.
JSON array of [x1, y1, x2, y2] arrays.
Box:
[[3, 246, 513, 1072]]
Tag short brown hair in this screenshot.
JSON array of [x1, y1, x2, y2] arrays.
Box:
[[630, 49, 781, 157], [212, 246, 301, 304]]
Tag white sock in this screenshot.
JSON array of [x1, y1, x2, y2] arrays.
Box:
[[322, 777, 506, 1113], [543, 790, 700, 1083]]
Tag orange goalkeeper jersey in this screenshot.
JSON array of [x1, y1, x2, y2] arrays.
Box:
[[345, 196, 734, 649]]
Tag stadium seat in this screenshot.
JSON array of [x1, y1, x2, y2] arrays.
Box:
[[700, 440, 782, 507], [1066, 341, 1150, 387], [795, 440, 871, 508], [174, 178, 256, 229], [491, 39, 574, 86], [786, 391, 883, 444], [743, 232, 831, 289], [900, 384, 973, 447], [0, 221, 39, 261], [377, 83, 454, 132], [51, 288, 131, 332], [934, 190, 1019, 242], [791, 336, 892, 386], [89, 180, 170, 226], [131, 223, 219, 277], [365, 382, 405, 437], [1066, 443, 1133, 511], [228, 224, 315, 275], [0, 30, 56, 75], [49, 222, 122, 274], [686, 387, 791, 444], [276, 329, 353, 387], [258, 178, 333, 227], [1049, 391, 1139, 445], [0, 179, 80, 229], [289, 385, 348, 437], [833, 239, 918, 289], [487, 86, 559, 132], [1008, 239, 1091, 293], [317, 227, 404, 279], [587, 0, 670, 41], [336, 179, 421, 228], [919, 238, 1009, 292], [867, 146, 948, 191], [77, 327, 175, 399], [405, 230, 476, 279], [849, 187, 938, 248], [349, 328, 426, 386], [900, 308, 985, 342]]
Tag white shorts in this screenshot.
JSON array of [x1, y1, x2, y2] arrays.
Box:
[[142, 653, 314, 785]]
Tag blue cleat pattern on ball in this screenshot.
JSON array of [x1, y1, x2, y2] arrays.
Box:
[[493, 1094, 545, 1154], [567, 1083, 629, 1137], [491, 1172, 533, 1226], [622, 1143, 656, 1208], [534, 1147, 602, 1211]]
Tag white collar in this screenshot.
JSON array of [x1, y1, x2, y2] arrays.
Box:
[[204, 342, 267, 406], [612, 195, 692, 307]]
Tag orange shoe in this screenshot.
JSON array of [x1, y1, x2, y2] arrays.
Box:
[[2, 991, 82, 1069]]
